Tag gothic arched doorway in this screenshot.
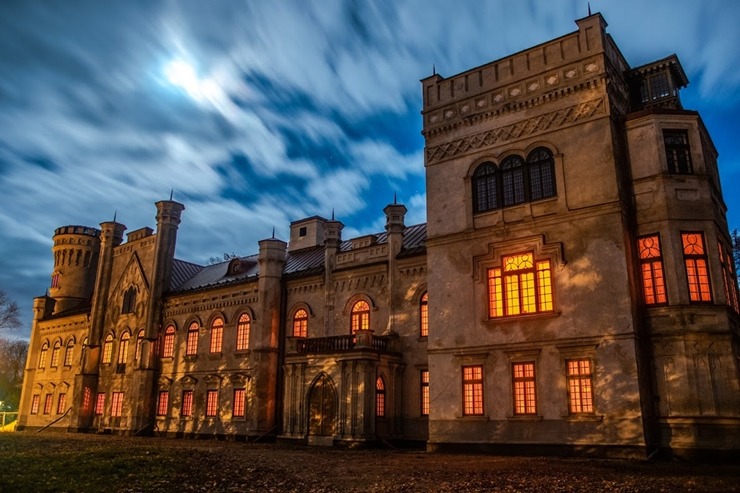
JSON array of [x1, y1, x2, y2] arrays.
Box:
[[307, 374, 337, 438]]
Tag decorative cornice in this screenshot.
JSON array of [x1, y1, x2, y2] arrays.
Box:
[[426, 96, 606, 164]]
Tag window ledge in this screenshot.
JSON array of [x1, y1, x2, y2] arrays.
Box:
[[561, 414, 604, 422], [455, 415, 489, 421], [234, 351, 250, 358], [506, 415, 543, 422], [483, 311, 560, 326]]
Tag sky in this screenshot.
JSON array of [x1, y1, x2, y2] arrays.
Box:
[[1, 0, 739, 338]]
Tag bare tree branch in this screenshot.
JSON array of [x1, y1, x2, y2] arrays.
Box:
[[0, 289, 22, 331]]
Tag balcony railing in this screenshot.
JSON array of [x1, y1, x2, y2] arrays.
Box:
[[293, 331, 398, 355]]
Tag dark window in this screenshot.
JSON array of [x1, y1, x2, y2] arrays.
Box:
[[472, 162, 498, 213], [527, 147, 556, 200], [122, 287, 136, 314], [501, 156, 526, 206], [299, 227, 307, 237], [664, 130, 693, 174], [649, 73, 670, 100]]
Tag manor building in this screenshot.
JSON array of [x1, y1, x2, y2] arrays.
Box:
[[18, 14, 740, 457]]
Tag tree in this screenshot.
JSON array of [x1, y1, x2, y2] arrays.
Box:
[[0, 338, 28, 411], [0, 289, 21, 332]]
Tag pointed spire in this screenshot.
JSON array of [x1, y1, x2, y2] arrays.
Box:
[[393, 192, 397, 205], [588, 2, 592, 15], [271, 227, 275, 239], [432, 64, 436, 75], [331, 208, 335, 221], [113, 210, 117, 222], [169, 188, 174, 201]]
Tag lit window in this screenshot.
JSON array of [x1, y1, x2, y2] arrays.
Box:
[[513, 362, 537, 415], [39, 342, 48, 369], [472, 162, 499, 213], [462, 365, 484, 416], [210, 318, 224, 353], [527, 147, 556, 201], [51, 273, 60, 288], [420, 370, 429, 416], [567, 359, 594, 414], [236, 314, 251, 351], [50, 341, 61, 368], [95, 393, 106, 415], [57, 393, 67, 414], [63, 339, 74, 366], [111, 392, 124, 417], [350, 300, 370, 333], [293, 309, 308, 338], [233, 388, 246, 418], [162, 326, 175, 358], [135, 329, 145, 361], [420, 292, 429, 337], [719, 242, 740, 314], [638, 235, 667, 305], [181, 390, 194, 417], [82, 387, 92, 413], [122, 287, 136, 314], [118, 332, 130, 365], [31, 395, 40, 414], [157, 391, 169, 416], [375, 377, 386, 418], [488, 253, 553, 317], [102, 334, 114, 364], [664, 130, 693, 174], [682, 232, 712, 302], [186, 322, 199, 355], [501, 155, 526, 207], [206, 390, 219, 417], [42, 394, 53, 415]]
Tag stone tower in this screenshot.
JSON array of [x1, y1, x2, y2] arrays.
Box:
[[49, 225, 101, 314]]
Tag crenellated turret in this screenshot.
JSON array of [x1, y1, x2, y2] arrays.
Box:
[[50, 225, 101, 314]]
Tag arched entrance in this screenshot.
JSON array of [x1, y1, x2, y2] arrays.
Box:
[[307, 374, 337, 442]]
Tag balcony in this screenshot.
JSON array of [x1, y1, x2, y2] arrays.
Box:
[[289, 330, 400, 355]]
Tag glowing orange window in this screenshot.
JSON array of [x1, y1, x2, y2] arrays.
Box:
[[43, 394, 53, 415], [185, 322, 199, 355], [157, 391, 169, 416], [233, 388, 246, 418], [111, 392, 124, 417], [38, 343, 48, 369], [293, 309, 308, 338], [64, 339, 75, 366], [181, 390, 194, 417], [102, 334, 114, 364], [206, 390, 219, 417], [57, 393, 66, 414], [682, 232, 712, 302], [82, 387, 91, 413], [567, 359, 594, 414], [488, 253, 553, 317], [162, 326, 175, 357], [420, 370, 429, 416], [31, 395, 40, 414], [513, 362, 536, 415], [462, 365, 484, 416], [719, 242, 740, 314], [420, 292, 429, 337], [351, 300, 370, 333], [210, 318, 224, 353], [95, 393, 105, 415], [50, 341, 61, 367], [639, 235, 667, 305], [236, 314, 250, 351], [118, 332, 130, 364], [375, 377, 386, 418]]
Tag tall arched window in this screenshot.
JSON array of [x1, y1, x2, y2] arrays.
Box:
[[118, 332, 130, 365], [102, 334, 114, 364], [162, 326, 175, 358], [501, 155, 526, 206], [39, 342, 49, 369], [472, 162, 498, 213], [63, 339, 75, 366], [135, 329, 145, 361], [293, 309, 308, 338], [50, 340, 61, 368], [185, 322, 199, 355], [210, 317, 224, 353], [122, 287, 136, 314], [350, 300, 370, 333], [236, 313, 251, 351], [419, 292, 429, 337], [375, 376, 386, 418], [527, 147, 556, 200]]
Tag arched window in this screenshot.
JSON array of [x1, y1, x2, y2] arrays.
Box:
[[350, 300, 370, 333], [375, 376, 386, 418], [472, 162, 498, 213], [487, 252, 553, 317], [118, 332, 130, 365], [63, 339, 75, 366], [122, 287, 136, 314], [236, 313, 250, 351], [50, 340, 61, 368], [162, 326, 175, 358], [210, 317, 224, 353], [419, 292, 429, 337], [102, 334, 114, 364], [293, 309, 308, 338], [501, 155, 526, 207], [39, 342, 49, 369], [527, 147, 556, 200], [185, 322, 199, 355], [135, 329, 145, 361]]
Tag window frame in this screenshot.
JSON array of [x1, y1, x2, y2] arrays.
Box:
[[162, 325, 176, 358], [206, 389, 219, 418], [57, 393, 67, 415], [419, 292, 429, 338], [38, 342, 48, 369], [236, 313, 251, 351], [682, 232, 712, 303], [50, 340, 61, 368], [375, 376, 386, 418], [63, 339, 75, 367], [43, 394, 53, 415], [512, 362, 537, 415], [95, 392, 106, 416], [102, 334, 114, 364], [350, 300, 370, 333], [420, 369, 429, 417], [209, 317, 224, 354], [462, 365, 484, 416], [31, 394, 40, 414], [487, 252, 554, 318], [157, 390, 169, 417], [233, 388, 246, 418], [566, 359, 594, 414], [111, 392, 124, 417], [664, 129, 693, 174], [185, 322, 199, 356], [292, 309, 308, 338], [181, 390, 194, 417], [638, 234, 668, 305]]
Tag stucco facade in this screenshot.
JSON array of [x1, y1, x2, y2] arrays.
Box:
[[17, 14, 740, 457]]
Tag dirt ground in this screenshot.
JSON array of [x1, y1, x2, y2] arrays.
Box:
[[1, 433, 739, 492]]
